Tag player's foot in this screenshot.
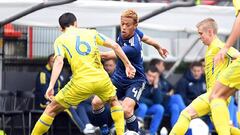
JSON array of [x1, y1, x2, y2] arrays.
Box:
[[83, 123, 96, 134]]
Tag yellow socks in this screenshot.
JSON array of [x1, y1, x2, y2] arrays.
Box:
[[210, 98, 230, 135], [230, 126, 240, 135], [31, 113, 54, 135], [169, 110, 191, 135], [111, 105, 124, 135]]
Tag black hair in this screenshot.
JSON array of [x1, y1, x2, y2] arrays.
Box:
[[199, 58, 204, 63], [59, 12, 77, 30], [103, 58, 117, 65], [146, 65, 159, 73], [47, 53, 54, 62], [149, 58, 162, 66], [190, 61, 202, 68]]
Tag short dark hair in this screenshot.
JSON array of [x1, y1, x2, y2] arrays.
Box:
[[190, 61, 202, 68], [146, 65, 159, 73], [59, 12, 77, 30], [48, 53, 54, 62], [149, 58, 162, 67], [199, 58, 204, 63], [103, 58, 116, 65]]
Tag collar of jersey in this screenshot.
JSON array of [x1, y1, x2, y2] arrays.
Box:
[[65, 26, 77, 33], [209, 37, 221, 49], [45, 64, 52, 71]]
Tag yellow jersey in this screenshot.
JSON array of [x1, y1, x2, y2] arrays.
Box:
[[54, 27, 109, 83], [233, 0, 240, 16], [205, 37, 239, 92]]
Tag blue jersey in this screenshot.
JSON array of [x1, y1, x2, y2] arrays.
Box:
[[112, 28, 146, 86]]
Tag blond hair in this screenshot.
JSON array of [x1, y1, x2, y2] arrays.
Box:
[[196, 18, 218, 34], [121, 9, 138, 24]]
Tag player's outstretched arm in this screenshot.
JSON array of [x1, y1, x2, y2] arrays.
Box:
[[215, 14, 240, 65], [45, 56, 64, 101], [100, 51, 116, 60], [141, 35, 168, 59], [103, 39, 136, 79]]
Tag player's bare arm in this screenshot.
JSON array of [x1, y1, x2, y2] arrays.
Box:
[[103, 38, 136, 78], [100, 51, 116, 60], [214, 13, 240, 65], [141, 35, 169, 58], [45, 56, 64, 101]]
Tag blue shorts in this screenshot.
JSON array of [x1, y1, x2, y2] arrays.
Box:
[[112, 79, 146, 103]]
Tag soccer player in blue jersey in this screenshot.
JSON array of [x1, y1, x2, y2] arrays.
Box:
[[92, 9, 168, 134]]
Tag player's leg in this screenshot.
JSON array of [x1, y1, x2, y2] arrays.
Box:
[[33, 80, 92, 135], [210, 61, 240, 135], [31, 99, 65, 135], [92, 96, 111, 135], [95, 78, 124, 135], [108, 95, 125, 135], [123, 82, 145, 133], [210, 81, 236, 135], [170, 93, 210, 135], [122, 97, 138, 132]]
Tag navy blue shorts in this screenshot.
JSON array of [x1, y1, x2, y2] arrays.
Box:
[[112, 79, 146, 103]]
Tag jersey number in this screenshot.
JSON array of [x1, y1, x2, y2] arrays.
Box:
[[75, 36, 91, 56], [132, 88, 138, 98]]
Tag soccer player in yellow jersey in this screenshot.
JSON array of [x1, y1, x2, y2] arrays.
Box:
[[31, 12, 136, 135], [209, 0, 240, 135], [169, 18, 240, 135]]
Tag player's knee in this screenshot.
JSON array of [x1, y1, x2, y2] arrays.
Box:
[[45, 100, 64, 117], [122, 98, 135, 117], [122, 104, 134, 118], [109, 96, 120, 106], [209, 92, 222, 101], [92, 96, 104, 110], [209, 93, 216, 102], [185, 106, 198, 119], [180, 109, 191, 120]]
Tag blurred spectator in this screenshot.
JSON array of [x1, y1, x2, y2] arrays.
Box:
[[228, 96, 238, 127], [149, 58, 186, 127], [103, 58, 116, 77], [35, 54, 96, 134], [35, 53, 65, 108], [175, 61, 206, 105], [135, 66, 165, 135]]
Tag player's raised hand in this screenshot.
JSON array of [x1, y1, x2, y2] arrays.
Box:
[[158, 47, 168, 59], [125, 64, 136, 79], [45, 87, 54, 102], [214, 47, 228, 66]]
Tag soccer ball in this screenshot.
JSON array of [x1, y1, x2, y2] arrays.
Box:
[[124, 131, 139, 135]]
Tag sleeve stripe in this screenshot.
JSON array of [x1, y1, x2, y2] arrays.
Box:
[[63, 45, 72, 58], [98, 34, 106, 41], [57, 46, 61, 55]]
